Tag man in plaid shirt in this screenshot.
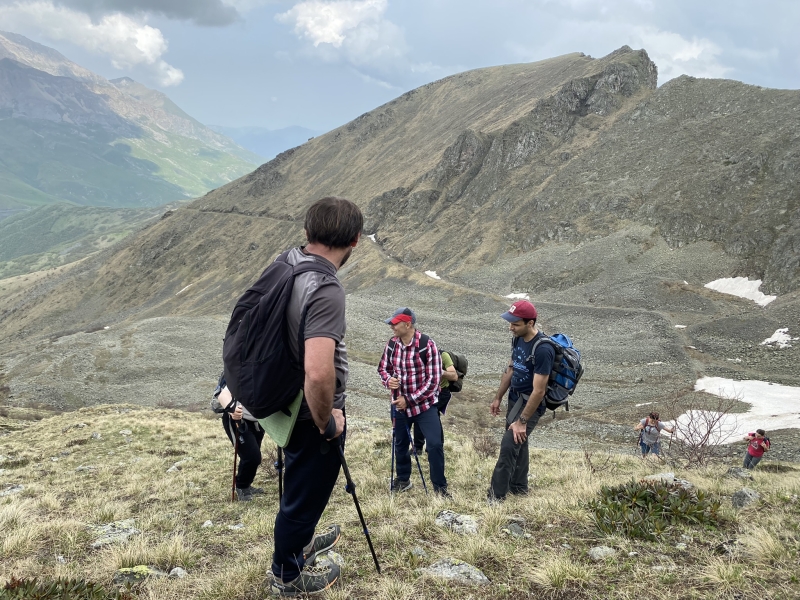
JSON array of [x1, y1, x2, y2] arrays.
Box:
[[378, 307, 449, 497]]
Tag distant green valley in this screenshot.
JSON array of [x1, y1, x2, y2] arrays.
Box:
[[0, 203, 170, 279], [0, 31, 260, 213]]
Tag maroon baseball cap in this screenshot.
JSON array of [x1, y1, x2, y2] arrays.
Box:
[[501, 300, 538, 322]]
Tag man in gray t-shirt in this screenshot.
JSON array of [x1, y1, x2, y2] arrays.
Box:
[[263, 197, 362, 597]]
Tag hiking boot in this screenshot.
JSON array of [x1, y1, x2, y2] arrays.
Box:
[[268, 563, 340, 596], [245, 485, 265, 495], [235, 487, 253, 501], [434, 486, 452, 500], [486, 490, 504, 506], [391, 478, 412, 493], [303, 524, 341, 565]]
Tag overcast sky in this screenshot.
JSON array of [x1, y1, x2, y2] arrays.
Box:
[[1, 0, 797, 131]]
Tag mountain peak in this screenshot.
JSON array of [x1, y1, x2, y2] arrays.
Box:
[[0, 30, 103, 84]]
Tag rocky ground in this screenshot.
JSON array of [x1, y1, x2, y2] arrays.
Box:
[[3, 249, 798, 465]]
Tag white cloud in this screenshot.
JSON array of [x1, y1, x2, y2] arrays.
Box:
[[277, 0, 387, 47], [0, 1, 184, 85], [629, 26, 731, 81], [276, 0, 429, 85]]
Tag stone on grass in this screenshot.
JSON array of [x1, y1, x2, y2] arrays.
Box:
[[644, 472, 674, 483], [726, 467, 754, 480], [0, 484, 23, 497], [643, 472, 694, 490], [90, 519, 140, 548], [416, 558, 489, 586], [201, 520, 213, 528], [75, 465, 97, 472], [91, 432, 102, 440], [411, 546, 428, 559], [169, 567, 188, 578], [675, 543, 687, 551], [227, 523, 245, 530], [732, 488, 760, 508], [119, 430, 132, 436], [435, 510, 478, 535], [501, 522, 528, 538], [112, 566, 167, 586], [588, 546, 617, 562], [167, 458, 192, 473]]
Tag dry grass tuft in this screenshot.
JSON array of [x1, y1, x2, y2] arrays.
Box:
[[529, 554, 593, 590]]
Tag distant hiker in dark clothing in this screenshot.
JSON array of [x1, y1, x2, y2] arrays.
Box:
[[378, 307, 450, 497], [743, 429, 770, 469], [413, 349, 458, 454], [253, 197, 361, 597], [634, 412, 674, 457], [217, 384, 265, 501], [488, 300, 553, 502]]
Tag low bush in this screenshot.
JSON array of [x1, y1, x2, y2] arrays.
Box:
[[0, 577, 132, 600], [588, 479, 721, 540]]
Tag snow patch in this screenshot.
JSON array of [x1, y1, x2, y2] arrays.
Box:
[[425, 271, 441, 280], [704, 277, 776, 306], [761, 328, 798, 350], [176, 284, 193, 296], [367, 234, 376, 242], [505, 292, 530, 300], [674, 325, 686, 329], [666, 377, 800, 444]]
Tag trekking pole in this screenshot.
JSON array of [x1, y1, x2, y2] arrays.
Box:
[[389, 404, 396, 493], [337, 439, 381, 574], [274, 446, 284, 501], [392, 388, 427, 494], [231, 424, 239, 502], [404, 421, 428, 494]]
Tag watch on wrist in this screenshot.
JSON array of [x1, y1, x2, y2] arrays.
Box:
[[519, 415, 528, 424]]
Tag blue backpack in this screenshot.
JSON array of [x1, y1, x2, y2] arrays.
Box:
[[531, 333, 584, 415]]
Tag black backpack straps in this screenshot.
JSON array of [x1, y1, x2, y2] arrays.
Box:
[[387, 333, 430, 366], [417, 333, 430, 365]]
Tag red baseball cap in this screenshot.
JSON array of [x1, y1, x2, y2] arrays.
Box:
[[501, 300, 537, 322], [386, 307, 416, 325]]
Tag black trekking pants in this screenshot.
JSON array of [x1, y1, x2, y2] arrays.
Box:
[[272, 418, 343, 582], [222, 413, 264, 489], [489, 390, 546, 499]]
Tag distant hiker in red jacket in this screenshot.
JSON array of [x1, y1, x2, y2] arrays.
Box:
[[743, 429, 770, 469]]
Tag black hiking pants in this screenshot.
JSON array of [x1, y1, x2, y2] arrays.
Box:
[[489, 390, 546, 499], [222, 413, 264, 489], [272, 418, 343, 582]]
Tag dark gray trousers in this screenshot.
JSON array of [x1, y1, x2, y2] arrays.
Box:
[[489, 390, 546, 499]]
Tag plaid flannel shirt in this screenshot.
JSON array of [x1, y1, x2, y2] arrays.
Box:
[[377, 329, 441, 417]]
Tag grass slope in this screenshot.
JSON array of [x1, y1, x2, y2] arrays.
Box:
[[0, 204, 172, 280], [0, 119, 257, 209], [116, 133, 260, 199], [1, 405, 798, 599]]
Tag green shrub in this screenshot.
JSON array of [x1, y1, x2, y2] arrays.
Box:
[[0, 577, 132, 600], [588, 479, 720, 540]]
